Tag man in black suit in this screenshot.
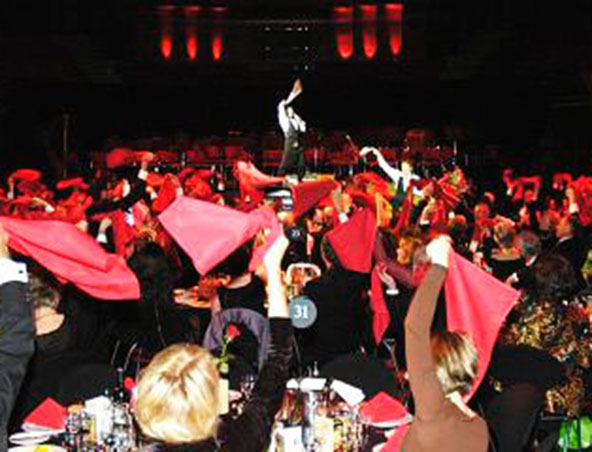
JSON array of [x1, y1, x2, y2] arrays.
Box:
[[0, 224, 34, 452], [552, 188, 590, 286]]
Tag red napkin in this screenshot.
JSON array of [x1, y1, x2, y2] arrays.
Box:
[[445, 253, 519, 399], [23, 398, 68, 431], [359, 392, 409, 423], [0, 217, 140, 300], [106, 148, 136, 168], [292, 180, 339, 219], [159, 196, 280, 275], [382, 424, 410, 451], [10, 169, 42, 182], [327, 208, 377, 273], [56, 177, 89, 191], [370, 266, 391, 345]]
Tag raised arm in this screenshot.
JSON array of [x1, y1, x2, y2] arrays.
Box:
[[225, 233, 293, 451], [361, 147, 403, 184], [404, 236, 450, 420]]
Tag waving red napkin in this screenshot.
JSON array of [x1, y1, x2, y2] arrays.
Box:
[[159, 196, 280, 275], [0, 217, 140, 300], [23, 398, 68, 431], [327, 208, 377, 273], [106, 148, 136, 168], [10, 169, 42, 182], [445, 253, 519, 399], [359, 392, 409, 423], [291, 180, 339, 219]]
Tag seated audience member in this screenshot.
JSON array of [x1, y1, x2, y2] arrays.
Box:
[[402, 235, 488, 451], [487, 220, 523, 282], [10, 270, 101, 428], [300, 237, 369, 367], [125, 241, 199, 356], [505, 230, 541, 289], [136, 234, 292, 452], [209, 243, 266, 316], [0, 224, 34, 452], [499, 254, 592, 447]]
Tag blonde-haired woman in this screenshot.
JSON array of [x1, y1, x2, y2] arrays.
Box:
[[402, 236, 488, 451], [136, 234, 292, 451]]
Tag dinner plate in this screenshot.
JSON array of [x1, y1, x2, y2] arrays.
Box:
[[8, 431, 52, 446], [9, 446, 67, 452], [22, 424, 64, 435], [365, 413, 414, 429]]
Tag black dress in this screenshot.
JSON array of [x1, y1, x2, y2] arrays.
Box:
[[217, 275, 266, 316], [300, 268, 369, 366]]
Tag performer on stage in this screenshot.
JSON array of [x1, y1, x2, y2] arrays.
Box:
[[360, 146, 424, 207], [278, 79, 306, 178]]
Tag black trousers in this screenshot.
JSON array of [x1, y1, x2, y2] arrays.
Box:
[[278, 142, 305, 178]]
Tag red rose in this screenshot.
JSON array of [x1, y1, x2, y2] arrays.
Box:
[[227, 323, 241, 341]]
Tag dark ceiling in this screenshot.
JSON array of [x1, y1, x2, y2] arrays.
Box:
[[1, 0, 592, 174]]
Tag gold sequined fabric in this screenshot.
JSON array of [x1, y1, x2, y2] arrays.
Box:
[[500, 296, 592, 417]]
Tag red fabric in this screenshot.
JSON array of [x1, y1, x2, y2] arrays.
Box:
[[56, 177, 89, 191], [106, 148, 136, 168], [571, 177, 592, 226], [444, 253, 519, 399], [359, 391, 409, 423], [158, 196, 279, 275], [234, 161, 283, 212], [0, 217, 140, 300], [292, 180, 339, 219], [346, 188, 377, 210], [146, 172, 165, 188], [234, 160, 285, 189], [110, 210, 136, 256], [17, 180, 47, 197], [370, 266, 391, 345], [185, 174, 214, 200], [432, 178, 461, 211], [152, 174, 182, 213], [327, 208, 377, 273], [155, 150, 179, 164], [23, 398, 68, 430], [10, 169, 42, 182], [382, 424, 410, 452], [553, 172, 572, 190]]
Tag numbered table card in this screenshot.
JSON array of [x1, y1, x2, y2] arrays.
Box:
[[289, 296, 318, 329]]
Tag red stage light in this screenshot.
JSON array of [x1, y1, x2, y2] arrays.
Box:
[[211, 6, 227, 61], [212, 33, 223, 61], [161, 34, 173, 60], [186, 36, 198, 60], [158, 5, 175, 60], [333, 6, 354, 60], [184, 6, 200, 60], [360, 5, 378, 59], [385, 3, 403, 57]]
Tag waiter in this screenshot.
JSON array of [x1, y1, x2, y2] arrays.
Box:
[[278, 79, 306, 178]]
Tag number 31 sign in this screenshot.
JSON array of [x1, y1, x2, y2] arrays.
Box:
[[289, 296, 318, 329]]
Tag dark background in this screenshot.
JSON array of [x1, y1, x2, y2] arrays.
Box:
[[1, 1, 592, 181]]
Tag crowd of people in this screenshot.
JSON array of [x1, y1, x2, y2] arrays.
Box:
[[1, 143, 592, 452]]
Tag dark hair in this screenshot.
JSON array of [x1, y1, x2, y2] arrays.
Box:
[[211, 243, 252, 278], [127, 242, 175, 351], [516, 230, 541, 260], [533, 254, 579, 302]]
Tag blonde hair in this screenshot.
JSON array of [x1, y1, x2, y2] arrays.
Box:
[[136, 343, 220, 444], [431, 331, 478, 396]]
